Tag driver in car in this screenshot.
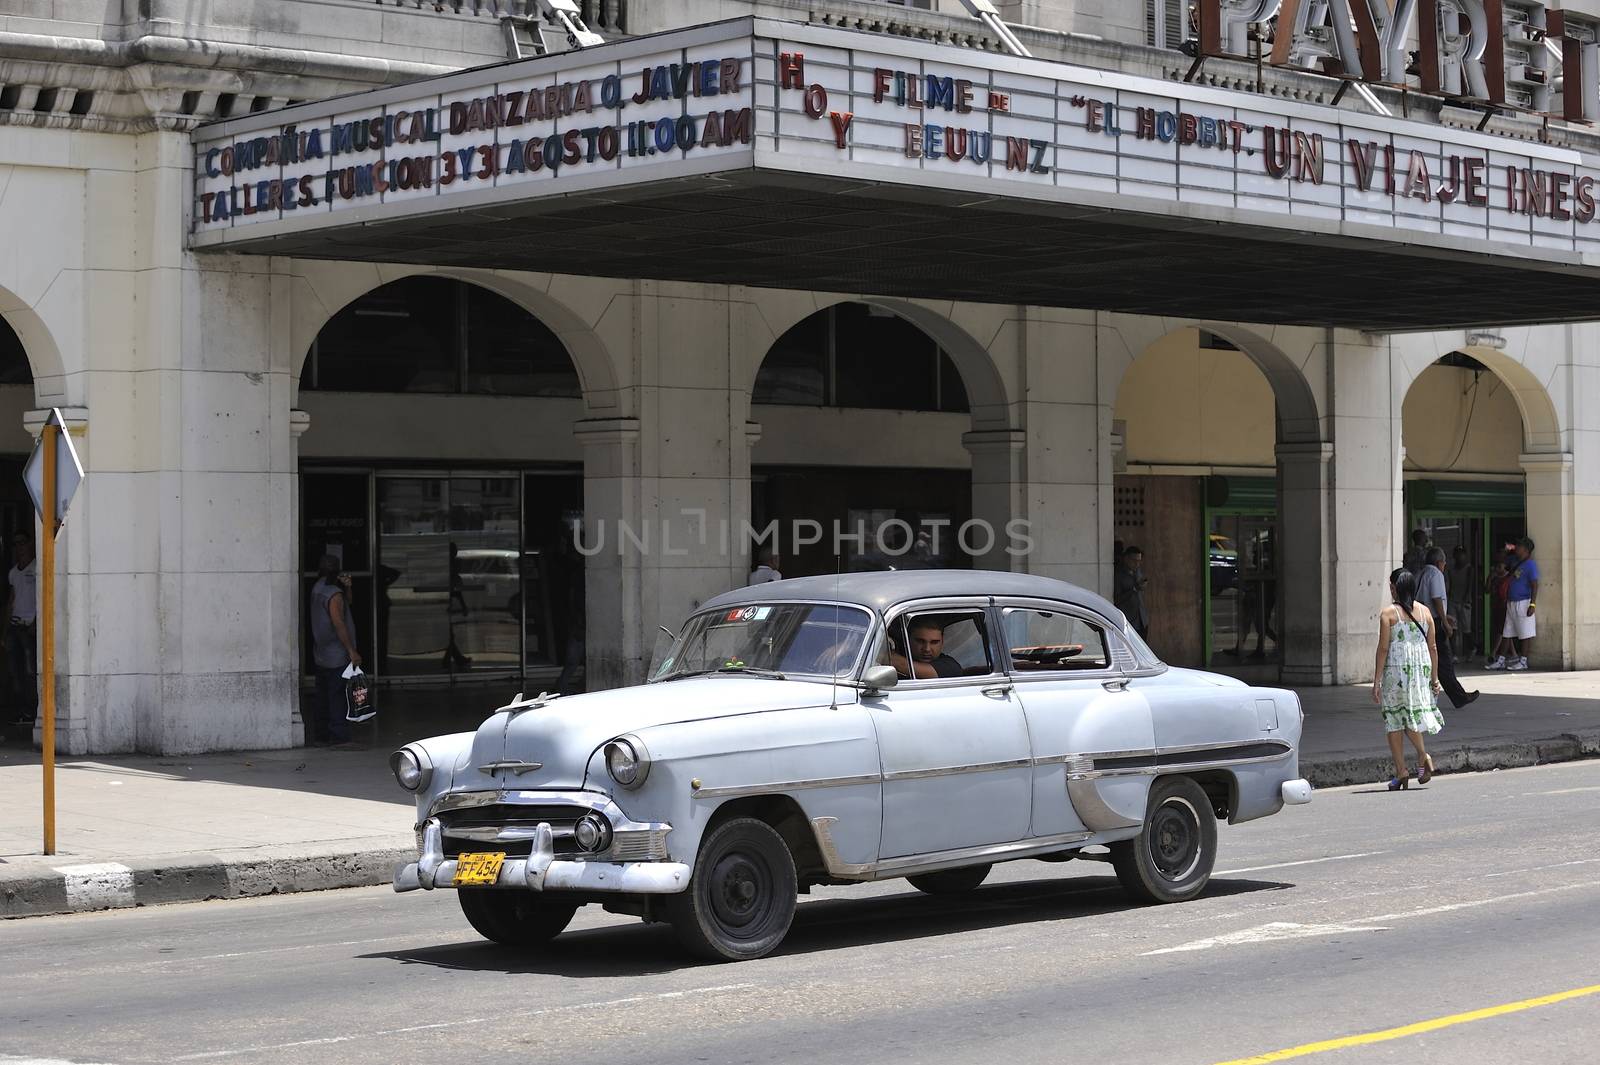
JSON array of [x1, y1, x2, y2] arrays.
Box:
[[890, 618, 963, 679]]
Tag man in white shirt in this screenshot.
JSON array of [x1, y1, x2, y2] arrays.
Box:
[[748, 548, 782, 585], [6, 533, 38, 724], [1419, 546, 1478, 709]]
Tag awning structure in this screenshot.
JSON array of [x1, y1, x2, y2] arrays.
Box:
[[191, 18, 1600, 331]]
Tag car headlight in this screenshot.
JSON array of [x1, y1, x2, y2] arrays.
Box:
[[604, 736, 649, 789], [573, 812, 614, 853], [389, 746, 432, 792]]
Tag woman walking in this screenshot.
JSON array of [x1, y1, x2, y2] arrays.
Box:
[[1372, 567, 1445, 789]]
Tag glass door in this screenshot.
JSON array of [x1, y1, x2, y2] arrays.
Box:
[[376, 474, 522, 678], [1207, 512, 1279, 667]]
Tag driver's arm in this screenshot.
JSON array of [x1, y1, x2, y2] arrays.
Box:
[[888, 650, 937, 679]]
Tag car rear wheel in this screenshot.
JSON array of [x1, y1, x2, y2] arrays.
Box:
[[907, 863, 992, 895], [458, 889, 579, 947], [1111, 775, 1217, 904], [667, 816, 797, 962]]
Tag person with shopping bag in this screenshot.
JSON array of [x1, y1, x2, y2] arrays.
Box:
[[309, 554, 363, 747]]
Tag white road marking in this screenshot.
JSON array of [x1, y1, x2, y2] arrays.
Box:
[[1143, 880, 1600, 956], [168, 983, 759, 1060], [1215, 851, 1387, 876], [54, 863, 135, 912], [1143, 921, 1388, 956], [1482, 858, 1600, 878], [1524, 786, 1600, 797], [1359, 880, 1600, 924], [1, 1058, 123, 1065]]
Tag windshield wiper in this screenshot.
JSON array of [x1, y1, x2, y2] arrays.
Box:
[[716, 666, 786, 680], [657, 666, 787, 681]]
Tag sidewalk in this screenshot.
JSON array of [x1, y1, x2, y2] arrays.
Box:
[[2, 670, 1596, 919]]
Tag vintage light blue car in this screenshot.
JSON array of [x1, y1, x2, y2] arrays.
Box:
[[392, 570, 1311, 961]]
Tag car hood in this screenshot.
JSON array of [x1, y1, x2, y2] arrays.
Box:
[[465, 676, 841, 790]]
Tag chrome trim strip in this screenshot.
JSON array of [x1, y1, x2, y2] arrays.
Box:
[[810, 827, 1097, 882], [427, 789, 612, 819], [810, 816, 873, 877], [692, 773, 882, 800], [1066, 778, 1144, 830], [1158, 739, 1294, 757], [881, 758, 1033, 782]]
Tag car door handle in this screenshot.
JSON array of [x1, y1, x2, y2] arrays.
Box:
[[981, 684, 1013, 698], [1102, 678, 1129, 692]]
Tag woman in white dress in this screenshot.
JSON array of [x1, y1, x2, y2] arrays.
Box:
[[1371, 568, 1446, 790]]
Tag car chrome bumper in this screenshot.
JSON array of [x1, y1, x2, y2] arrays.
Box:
[[1280, 778, 1313, 805], [394, 818, 691, 895]]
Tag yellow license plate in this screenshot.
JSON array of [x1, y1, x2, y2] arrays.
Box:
[[453, 852, 506, 887]]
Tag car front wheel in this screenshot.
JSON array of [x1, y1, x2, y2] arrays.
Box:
[[1110, 776, 1218, 904], [458, 889, 579, 947], [668, 816, 797, 962]]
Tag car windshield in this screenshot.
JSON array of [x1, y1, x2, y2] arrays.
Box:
[[651, 602, 873, 681]]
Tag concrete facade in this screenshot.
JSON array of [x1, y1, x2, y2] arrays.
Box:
[[2, 0, 1598, 753]]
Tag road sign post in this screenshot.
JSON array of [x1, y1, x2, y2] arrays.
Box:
[[24, 409, 84, 856]]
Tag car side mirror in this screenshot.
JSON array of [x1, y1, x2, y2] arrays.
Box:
[[861, 664, 898, 693]]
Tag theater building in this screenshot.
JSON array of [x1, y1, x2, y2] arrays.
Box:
[[2, 0, 1598, 753]]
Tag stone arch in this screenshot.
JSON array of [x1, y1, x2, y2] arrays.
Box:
[[1393, 331, 1570, 669], [287, 263, 624, 416], [1105, 316, 1328, 681], [0, 284, 66, 403], [741, 293, 1014, 431], [1104, 316, 1323, 443], [1393, 332, 1563, 455]]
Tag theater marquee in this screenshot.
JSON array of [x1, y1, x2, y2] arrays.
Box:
[[190, 17, 1600, 267]]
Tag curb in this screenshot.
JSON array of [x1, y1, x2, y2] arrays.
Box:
[[1, 837, 412, 920], [3, 735, 1597, 920], [1300, 730, 1600, 789]]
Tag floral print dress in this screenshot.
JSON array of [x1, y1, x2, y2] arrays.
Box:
[[1380, 609, 1445, 735]]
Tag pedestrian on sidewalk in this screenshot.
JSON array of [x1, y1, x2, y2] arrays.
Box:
[[5, 532, 37, 725], [1372, 567, 1444, 790], [748, 547, 783, 586], [309, 555, 361, 747], [1403, 528, 1430, 576], [1420, 547, 1478, 708], [1447, 545, 1475, 658], [1486, 551, 1513, 667], [1114, 545, 1149, 639], [1493, 538, 1540, 672]]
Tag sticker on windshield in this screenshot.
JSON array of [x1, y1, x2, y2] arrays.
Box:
[[724, 606, 772, 623]]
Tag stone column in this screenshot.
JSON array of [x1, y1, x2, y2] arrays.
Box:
[[1322, 331, 1405, 685], [1520, 451, 1575, 671], [289, 409, 311, 746], [962, 428, 1026, 572], [575, 417, 643, 692], [1276, 441, 1334, 686]]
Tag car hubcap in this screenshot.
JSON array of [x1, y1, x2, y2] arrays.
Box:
[[1149, 797, 1202, 881], [709, 852, 769, 935]]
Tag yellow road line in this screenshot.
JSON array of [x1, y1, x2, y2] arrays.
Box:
[[1211, 983, 1600, 1065]]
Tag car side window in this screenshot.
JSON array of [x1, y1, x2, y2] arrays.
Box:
[[887, 609, 994, 680], [1002, 607, 1112, 672]]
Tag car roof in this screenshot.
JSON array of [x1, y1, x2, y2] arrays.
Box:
[[701, 569, 1125, 625]]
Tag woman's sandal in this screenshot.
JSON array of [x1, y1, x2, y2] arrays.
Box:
[[1387, 774, 1410, 791], [1417, 756, 1436, 785]]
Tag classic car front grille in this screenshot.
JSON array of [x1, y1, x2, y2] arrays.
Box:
[[434, 803, 671, 863], [438, 804, 586, 859]]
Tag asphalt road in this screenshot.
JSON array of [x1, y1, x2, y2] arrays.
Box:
[[3, 761, 1598, 1065]]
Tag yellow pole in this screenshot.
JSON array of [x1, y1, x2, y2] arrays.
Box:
[[41, 423, 57, 856]]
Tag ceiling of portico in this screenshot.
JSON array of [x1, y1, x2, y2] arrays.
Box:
[[202, 171, 1600, 333]]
